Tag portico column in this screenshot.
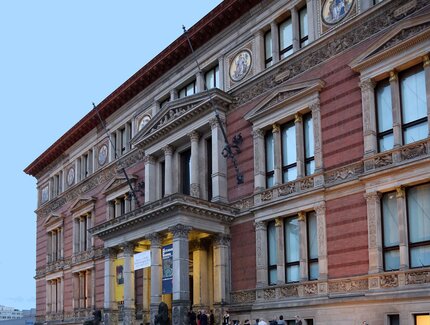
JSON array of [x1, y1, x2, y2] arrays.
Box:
[[359, 79, 377, 157], [389, 71, 403, 150], [209, 117, 228, 202], [423, 55, 430, 136], [291, 7, 300, 52], [149, 233, 162, 325], [192, 239, 209, 309], [253, 129, 266, 191], [255, 221, 268, 287], [163, 145, 174, 196], [142, 247, 151, 325], [170, 224, 191, 325], [365, 192, 383, 274], [103, 247, 118, 325], [213, 233, 231, 325], [295, 113, 305, 178], [189, 131, 201, 198], [272, 124, 282, 185], [396, 187, 409, 270], [275, 218, 285, 284], [144, 155, 156, 203], [315, 203, 328, 280], [270, 21, 279, 64], [123, 242, 136, 324]]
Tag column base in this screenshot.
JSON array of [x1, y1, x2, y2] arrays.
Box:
[[150, 303, 159, 325], [213, 303, 227, 325], [123, 307, 136, 325], [103, 309, 119, 325], [172, 300, 190, 325]]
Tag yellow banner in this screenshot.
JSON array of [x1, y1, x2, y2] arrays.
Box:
[[114, 258, 124, 303]]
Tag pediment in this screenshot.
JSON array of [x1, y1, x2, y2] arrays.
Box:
[[102, 175, 136, 195], [132, 88, 233, 149], [44, 213, 64, 228], [244, 79, 325, 123], [350, 11, 430, 71], [70, 197, 96, 214]]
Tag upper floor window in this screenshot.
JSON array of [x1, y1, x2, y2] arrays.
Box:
[[77, 150, 93, 181], [299, 6, 308, 47], [108, 193, 132, 219], [73, 213, 92, 254], [267, 221, 277, 285], [46, 277, 63, 314], [279, 17, 293, 59], [180, 149, 192, 195], [111, 121, 132, 159], [205, 65, 219, 90], [51, 172, 63, 198], [73, 270, 93, 310], [47, 226, 63, 263], [264, 30, 273, 68], [179, 81, 196, 98]]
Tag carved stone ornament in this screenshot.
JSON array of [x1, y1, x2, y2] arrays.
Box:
[[162, 145, 174, 156], [254, 221, 267, 231], [213, 234, 231, 246], [252, 128, 264, 139], [229, 49, 252, 82], [67, 167, 75, 186], [147, 233, 162, 246], [98, 144, 108, 166], [169, 224, 192, 239], [321, 0, 355, 26], [188, 130, 200, 142]]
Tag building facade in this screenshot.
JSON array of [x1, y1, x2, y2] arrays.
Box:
[[25, 0, 430, 324], [0, 305, 23, 321]]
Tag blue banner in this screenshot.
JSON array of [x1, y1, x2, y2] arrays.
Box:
[[162, 244, 173, 294]]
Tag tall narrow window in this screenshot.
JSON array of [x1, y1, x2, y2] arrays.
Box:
[[303, 113, 315, 175], [264, 30, 273, 68], [265, 131, 275, 187], [285, 216, 300, 282], [299, 6, 309, 48], [180, 149, 191, 195], [205, 66, 219, 90], [281, 122, 297, 182], [400, 66, 428, 145], [179, 81, 196, 98], [279, 17, 293, 59], [376, 79, 394, 152], [161, 161, 166, 198], [381, 191, 400, 271], [407, 183, 430, 268], [307, 212, 318, 280], [267, 221, 278, 285]]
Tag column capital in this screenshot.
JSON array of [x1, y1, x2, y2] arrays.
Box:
[[143, 155, 156, 165], [272, 124, 280, 133], [122, 242, 135, 255], [252, 128, 265, 139], [103, 247, 117, 258], [169, 224, 192, 239], [364, 191, 382, 203], [294, 113, 302, 123], [298, 211, 306, 222], [309, 100, 321, 113], [209, 116, 225, 130], [275, 217, 283, 227], [423, 54, 430, 68], [396, 186, 405, 198], [162, 145, 174, 156], [389, 70, 398, 82], [188, 130, 200, 142], [314, 202, 326, 216], [254, 221, 267, 231], [147, 233, 163, 246], [213, 233, 231, 246], [359, 79, 376, 91]]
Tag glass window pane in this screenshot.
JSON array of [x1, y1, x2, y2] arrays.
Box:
[[304, 114, 314, 159], [283, 166, 297, 182], [186, 82, 195, 96], [286, 265, 300, 282], [179, 88, 186, 98], [282, 123, 296, 165], [388, 315, 399, 325], [400, 68, 427, 124], [382, 192, 399, 247], [308, 212, 318, 259], [410, 246, 430, 268], [376, 81, 393, 133], [267, 175, 275, 188], [285, 217, 299, 262], [407, 183, 430, 243], [265, 132, 275, 172], [379, 133, 394, 152], [269, 268, 277, 285], [279, 18, 293, 56], [205, 70, 215, 90], [309, 262, 319, 280], [384, 250, 400, 271], [265, 31, 272, 61], [306, 160, 315, 175], [268, 222, 277, 265], [416, 315, 430, 325], [404, 121, 428, 144], [299, 6, 308, 45]]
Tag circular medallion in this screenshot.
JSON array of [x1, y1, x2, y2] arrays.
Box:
[[322, 0, 354, 25], [138, 115, 151, 131], [229, 49, 252, 82], [98, 144, 108, 166], [67, 167, 75, 186]]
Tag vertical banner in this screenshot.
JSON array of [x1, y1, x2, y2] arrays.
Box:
[[114, 258, 124, 302], [162, 244, 173, 294]]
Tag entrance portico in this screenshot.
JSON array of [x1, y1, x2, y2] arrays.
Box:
[[91, 194, 235, 325]]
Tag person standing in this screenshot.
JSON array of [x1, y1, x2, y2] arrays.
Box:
[[277, 315, 285, 325], [223, 311, 230, 325], [294, 316, 302, 325], [201, 310, 208, 325], [209, 310, 215, 325]]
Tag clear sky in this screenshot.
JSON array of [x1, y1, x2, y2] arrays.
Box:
[[0, 0, 221, 311]]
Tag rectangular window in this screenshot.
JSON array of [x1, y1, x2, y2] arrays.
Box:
[[375, 79, 394, 152], [415, 314, 430, 325], [299, 6, 309, 48], [264, 30, 273, 68], [205, 66, 219, 90], [265, 131, 275, 187], [267, 221, 278, 285], [381, 191, 400, 271], [179, 81, 196, 98], [407, 183, 430, 268], [279, 17, 293, 59], [388, 315, 399, 325], [307, 211, 318, 280], [74, 214, 91, 253], [400, 66, 428, 145], [281, 122, 297, 182], [303, 113, 315, 175], [180, 149, 191, 195], [47, 227, 63, 263], [285, 216, 300, 282]]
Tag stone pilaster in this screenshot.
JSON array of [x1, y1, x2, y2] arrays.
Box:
[[291, 6, 300, 52], [189, 131, 201, 198], [295, 113, 305, 178], [389, 71, 402, 150], [254, 30, 265, 73], [306, 0, 316, 42], [149, 233, 162, 325], [423, 55, 430, 136], [275, 218, 285, 284], [196, 71, 205, 93], [163, 145, 174, 196], [209, 117, 228, 202], [396, 187, 409, 270], [272, 124, 282, 185], [144, 155, 156, 203], [213, 234, 231, 304], [253, 129, 266, 191], [123, 242, 136, 324], [310, 100, 323, 174], [365, 192, 383, 274], [270, 21, 279, 64], [255, 221, 268, 287], [315, 203, 328, 280], [360, 79, 377, 157], [218, 56, 225, 91], [103, 247, 118, 325]]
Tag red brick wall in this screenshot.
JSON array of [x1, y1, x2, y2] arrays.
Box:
[[230, 220, 256, 291], [326, 192, 369, 278], [36, 279, 45, 319], [95, 259, 105, 309]]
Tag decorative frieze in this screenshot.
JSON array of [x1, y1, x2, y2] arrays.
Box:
[[328, 278, 368, 293], [231, 290, 256, 304]]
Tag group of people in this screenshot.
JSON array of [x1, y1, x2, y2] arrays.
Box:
[[188, 309, 215, 325], [221, 314, 302, 325]]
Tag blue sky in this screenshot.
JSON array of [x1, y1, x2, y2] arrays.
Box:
[[0, 1, 221, 311]]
